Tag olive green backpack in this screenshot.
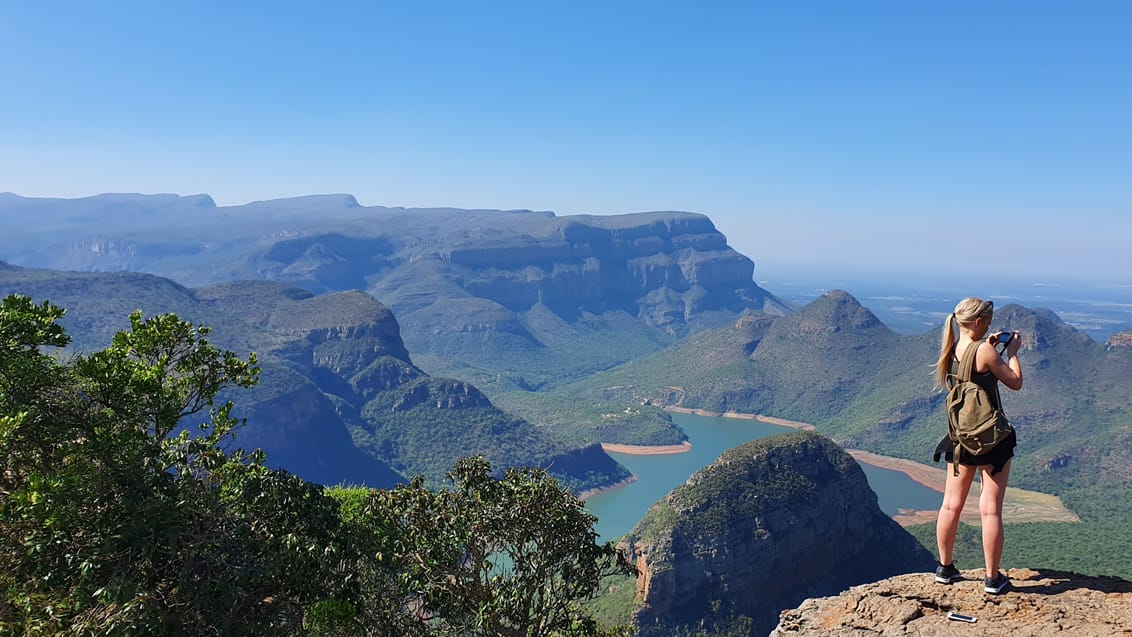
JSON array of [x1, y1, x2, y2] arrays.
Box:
[[944, 341, 1013, 475]]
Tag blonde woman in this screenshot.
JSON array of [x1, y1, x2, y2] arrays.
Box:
[[932, 297, 1023, 594]]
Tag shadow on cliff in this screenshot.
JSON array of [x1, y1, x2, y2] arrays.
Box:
[[1014, 568, 1132, 595]]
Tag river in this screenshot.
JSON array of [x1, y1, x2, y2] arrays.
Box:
[[584, 412, 944, 541]]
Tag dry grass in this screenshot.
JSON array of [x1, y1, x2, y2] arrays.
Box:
[[848, 449, 1080, 527]]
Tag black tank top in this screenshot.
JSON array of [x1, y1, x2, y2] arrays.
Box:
[[951, 344, 1002, 409]]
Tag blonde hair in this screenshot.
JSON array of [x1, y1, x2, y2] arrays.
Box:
[[934, 297, 993, 388]]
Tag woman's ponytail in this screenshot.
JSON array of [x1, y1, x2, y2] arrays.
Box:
[[934, 312, 958, 389]]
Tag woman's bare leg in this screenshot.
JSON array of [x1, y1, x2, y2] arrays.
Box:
[[937, 464, 977, 565], [979, 460, 1011, 577]]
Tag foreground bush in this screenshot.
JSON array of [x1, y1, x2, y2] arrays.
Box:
[[0, 295, 633, 636]]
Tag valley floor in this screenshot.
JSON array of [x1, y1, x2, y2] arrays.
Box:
[[664, 406, 816, 430]]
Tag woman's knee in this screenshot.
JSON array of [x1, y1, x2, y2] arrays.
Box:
[[979, 508, 1002, 522], [979, 499, 1004, 519], [940, 498, 966, 516]]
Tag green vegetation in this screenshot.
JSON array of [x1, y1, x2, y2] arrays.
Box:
[[627, 432, 853, 549], [535, 293, 1132, 581], [584, 574, 638, 630], [497, 392, 684, 447], [0, 295, 635, 635], [355, 457, 636, 637], [350, 385, 631, 494], [906, 520, 1132, 582], [0, 267, 631, 494], [493, 316, 774, 446], [407, 302, 676, 398]]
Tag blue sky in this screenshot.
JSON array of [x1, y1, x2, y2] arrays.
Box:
[[2, 1, 1130, 284]]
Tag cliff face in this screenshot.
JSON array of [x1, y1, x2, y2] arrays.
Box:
[[0, 194, 785, 333], [620, 431, 933, 637], [430, 213, 777, 328], [0, 194, 788, 394], [226, 365, 405, 489], [356, 210, 788, 393], [772, 568, 1132, 636]]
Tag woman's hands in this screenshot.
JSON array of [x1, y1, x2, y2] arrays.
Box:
[[1005, 332, 1022, 357], [987, 331, 1022, 357], [983, 331, 1023, 390]]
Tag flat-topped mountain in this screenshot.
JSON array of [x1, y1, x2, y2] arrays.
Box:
[[620, 431, 933, 636], [0, 264, 629, 493], [0, 193, 787, 394]]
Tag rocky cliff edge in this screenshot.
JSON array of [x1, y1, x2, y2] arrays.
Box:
[[772, 568, 1132, 636]]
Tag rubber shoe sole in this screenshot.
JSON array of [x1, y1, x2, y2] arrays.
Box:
[[984, 573, 1010, 594], [935, 564, 961, 584]]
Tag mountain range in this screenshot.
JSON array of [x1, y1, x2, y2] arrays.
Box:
[[3, 191, 1131, 613], [0, 192, 786, 397], [4, 193, 1130, 507], [534, 290, 1132, 521]]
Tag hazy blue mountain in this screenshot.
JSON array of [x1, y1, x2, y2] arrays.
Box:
[[0, 263, 629, 493], [0, 193, 787, 395]]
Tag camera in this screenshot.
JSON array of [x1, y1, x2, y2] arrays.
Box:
[[994, 331, 1015, 345]]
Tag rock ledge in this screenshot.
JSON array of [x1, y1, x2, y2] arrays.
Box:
[[772, 568, 1132, 636]]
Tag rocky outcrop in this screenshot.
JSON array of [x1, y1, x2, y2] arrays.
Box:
[[390, 378, 493, 412], [267, 290, 414, 376], [772, 568, 1132, 636], [1108, 330, 1132, 348], [620, 431, 933, 637]]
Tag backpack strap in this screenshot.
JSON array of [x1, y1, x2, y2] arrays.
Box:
[[957, 340, 981, 384], [951, 341, 982, 476]]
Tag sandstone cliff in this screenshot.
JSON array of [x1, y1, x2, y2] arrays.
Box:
[[772, 568, 1132, 636], [292, 209, 789, 392], [0, 194, 788, 395], [1108, 330, 1132, 348], [620, 431, 934, 637]]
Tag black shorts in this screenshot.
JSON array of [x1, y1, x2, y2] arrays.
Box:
[[933, 430, 1016, 476]]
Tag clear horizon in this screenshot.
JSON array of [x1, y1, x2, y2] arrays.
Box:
[[3, 2, 1130, 284]]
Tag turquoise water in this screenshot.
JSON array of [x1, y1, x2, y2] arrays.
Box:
[[585, 412, 944, 541]]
